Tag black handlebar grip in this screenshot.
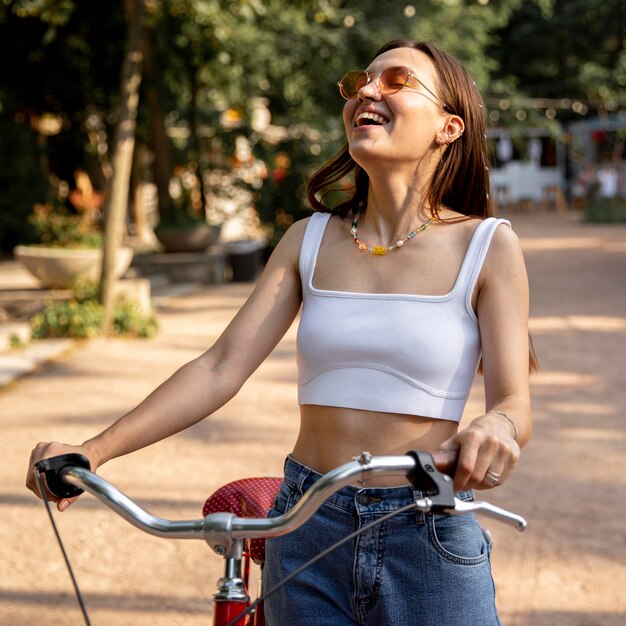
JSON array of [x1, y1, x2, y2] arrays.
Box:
[[35, 453, 91, 499]]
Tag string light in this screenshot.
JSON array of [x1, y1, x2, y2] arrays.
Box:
[[485, 94, 617, 118]]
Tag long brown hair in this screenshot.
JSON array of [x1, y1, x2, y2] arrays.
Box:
[[307, 39, 493, 221]]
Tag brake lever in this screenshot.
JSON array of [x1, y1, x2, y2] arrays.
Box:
[[448, 498, 528, 531]]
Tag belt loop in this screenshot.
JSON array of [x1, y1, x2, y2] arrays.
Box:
[[412, 488, 426, 525], [296, 464, 310, 495]]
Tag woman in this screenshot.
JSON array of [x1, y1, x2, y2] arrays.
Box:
[[27, 40, 533, 625]]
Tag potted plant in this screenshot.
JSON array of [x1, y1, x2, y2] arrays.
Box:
[[153, 166, 221, 253], [14, 174, 134, 288]]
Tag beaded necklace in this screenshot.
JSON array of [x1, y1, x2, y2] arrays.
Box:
[[350, 212, 434, 255]]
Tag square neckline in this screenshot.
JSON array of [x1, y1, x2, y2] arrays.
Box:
[[307, 213, 494, 302]]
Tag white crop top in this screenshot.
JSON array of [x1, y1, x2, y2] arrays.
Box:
[[296, 212, 511, 422]]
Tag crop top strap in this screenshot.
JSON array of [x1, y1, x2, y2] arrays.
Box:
[[457, 217, 511, 317], [299, 212, 332, 287]]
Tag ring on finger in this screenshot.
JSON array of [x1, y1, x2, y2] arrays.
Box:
[[485, 470, 502, 485]]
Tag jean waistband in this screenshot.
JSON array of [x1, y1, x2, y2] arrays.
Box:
[[283, 455, 430, 513], [283, 455, 473, 514]]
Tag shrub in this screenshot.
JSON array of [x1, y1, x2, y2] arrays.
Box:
[[30, 281, 158, 339], [29, 200, 103, 248], [31, 299, 104, 339], [111, 300, 159, 338], [583, 198, 626, 223]]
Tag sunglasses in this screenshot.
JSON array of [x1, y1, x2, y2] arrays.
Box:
[[337, 65, 448, 109]]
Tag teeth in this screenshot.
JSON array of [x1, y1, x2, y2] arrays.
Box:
[[356, 111, 387, 126]]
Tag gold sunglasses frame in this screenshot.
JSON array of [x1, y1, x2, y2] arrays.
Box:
[[337, 66, 448, 110]]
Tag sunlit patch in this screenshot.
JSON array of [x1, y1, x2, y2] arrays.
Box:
[[559, 428, 624, 442], [530, 371, 599, 386], [521, 238, 603, 251], [547, 402, 614, 416], [604, 241, 626, 252], [529, 316, 626, 332]]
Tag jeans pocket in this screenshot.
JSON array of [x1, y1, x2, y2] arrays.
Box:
[[428, 513, 490, 565], [479, 522, 493, 553], [267, 480, 300, 517]]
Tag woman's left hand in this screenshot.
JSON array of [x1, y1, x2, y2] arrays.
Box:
[[437, 412, 520, 492]]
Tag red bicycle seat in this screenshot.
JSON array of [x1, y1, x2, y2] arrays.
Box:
[[203, 477, 282, 564]]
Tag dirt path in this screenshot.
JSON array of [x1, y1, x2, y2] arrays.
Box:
[[1, 211, 625, 625]]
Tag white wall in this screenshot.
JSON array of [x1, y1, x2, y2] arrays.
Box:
[[491, 161, 563, 202]]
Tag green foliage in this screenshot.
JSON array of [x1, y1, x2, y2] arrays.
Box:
[[9, 333, 28, 349], [0, 118, 47, 253], [111, 300, 159, 338], [488, 0, 624, 121], [0, 0, 125, 254], [152, 0, 526, 237], [71, 279, 99, 301], [29, 201, 103, 248], [31, 280, 158, 339], [255, 138, 320, 249], [583, 198, 626, 224], [31, 298, 104, 338], [2, 0, 623, 252]]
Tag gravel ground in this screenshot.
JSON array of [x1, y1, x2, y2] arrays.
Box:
[[1, 210, 625, 625]]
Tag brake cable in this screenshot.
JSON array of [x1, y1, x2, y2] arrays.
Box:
[[35, 450, 454, 626], [224, 501, 418, 626], [35, 469, 92, 626], [225, 450, 458, 625], [35, 467, 417, 626]]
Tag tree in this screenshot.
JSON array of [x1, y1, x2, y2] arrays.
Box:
[[100, 0, 144, 331], [488, 0, 625, 122], [0, 0, 126, 253], [4, 0, 617, 259]]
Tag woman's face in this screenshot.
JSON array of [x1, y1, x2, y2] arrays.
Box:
[[342, 47, 448, 171]]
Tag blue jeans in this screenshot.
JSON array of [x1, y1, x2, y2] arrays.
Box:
[[263, 456, 501, 626]]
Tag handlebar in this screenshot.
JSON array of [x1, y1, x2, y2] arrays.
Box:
[[36, 451, 527, 558]]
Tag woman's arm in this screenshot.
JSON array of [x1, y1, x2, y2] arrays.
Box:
[[26, 219, 309, 508], [440, 223, 532, 492]]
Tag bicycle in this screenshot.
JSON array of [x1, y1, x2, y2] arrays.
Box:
[[35, 451, 527, 626]]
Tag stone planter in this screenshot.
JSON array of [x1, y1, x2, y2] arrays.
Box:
[[223, 240, 266, 282], [154, 224, 221, 253], [14, 245, 134, 289]]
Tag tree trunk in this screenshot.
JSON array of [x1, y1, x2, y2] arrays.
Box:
[[99, 0, 144, 331], [187, 58, 207, 215], [143, 25, 172, 220], [131, 142, 149, 241]]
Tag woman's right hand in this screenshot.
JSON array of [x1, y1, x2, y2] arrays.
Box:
[[26, 441, 98, 512]]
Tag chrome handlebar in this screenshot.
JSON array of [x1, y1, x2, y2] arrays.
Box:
[[44, 452, 526, 558]]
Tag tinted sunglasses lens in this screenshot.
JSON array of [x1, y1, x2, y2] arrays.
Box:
[[339, 71, 368, 99], [380, 66, 409, 94]]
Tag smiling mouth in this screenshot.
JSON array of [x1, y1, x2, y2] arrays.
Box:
[[355, 111, 388, 127]]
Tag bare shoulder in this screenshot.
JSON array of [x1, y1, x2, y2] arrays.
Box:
[[486, 219, 524, 264], [481, 219, 527, 286], [265, 216, 311, 266], [285, 215, 312, 239]]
